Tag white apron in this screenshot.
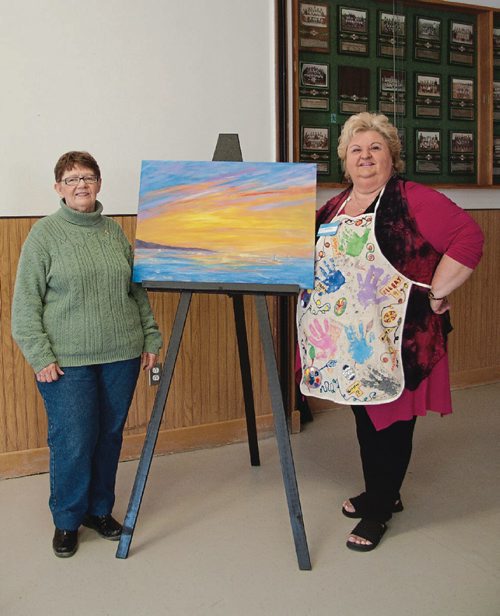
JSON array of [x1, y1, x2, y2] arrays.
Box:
[[297, 190, 429, 405]]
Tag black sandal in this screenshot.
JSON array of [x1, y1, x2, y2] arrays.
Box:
[[342, 492, 403, 519], [346, 519, 387, 552]]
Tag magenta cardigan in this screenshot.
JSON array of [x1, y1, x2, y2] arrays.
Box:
[[307, 180, 484, 430]]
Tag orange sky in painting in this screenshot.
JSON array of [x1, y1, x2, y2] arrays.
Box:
[[137, 180, 315, 257]]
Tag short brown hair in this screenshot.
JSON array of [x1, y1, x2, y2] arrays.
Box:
[[337, 112, 405, 178], [54, 151, 101, 182]]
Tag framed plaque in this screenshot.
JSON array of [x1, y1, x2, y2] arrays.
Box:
[[379, 68, 406, 116], [415, 73, 441, 119], [449, 20, 475, 66], [494, 81, 500, 121], [338, 66, 370, 114], [378, 11, 406, 59], [299, 158, 330, 177], [494, 28, 500, 68], [449, 131, 475, 175], [299, 156, 331, 174], [300, 62, 329, 89], [300, 127, 331, 170], [301, 126, 330, 152], [415, 129, 441, 174], [415, 16, 441, 63], [299, 1, 330, 53], [299, 98, 329, 111], [299, 62, 330, 111], [450, 77, 474, 121], [397, 128, 406, 161], [316, 161, 331, 175], [338, 6, 369, 55], [494, 136, 500, 179]]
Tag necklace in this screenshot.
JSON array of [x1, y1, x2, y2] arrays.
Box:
[[345, 191, 371, 215]]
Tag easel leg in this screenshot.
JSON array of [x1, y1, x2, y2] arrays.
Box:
[[231, 295, 260, 466], [116, 291, 192, 559], [254, 296, 311, 570]]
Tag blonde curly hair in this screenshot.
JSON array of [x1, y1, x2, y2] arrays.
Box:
[[337, 112, 405, 181]]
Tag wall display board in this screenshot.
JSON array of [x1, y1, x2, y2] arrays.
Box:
[[295, 0, 479, 185]]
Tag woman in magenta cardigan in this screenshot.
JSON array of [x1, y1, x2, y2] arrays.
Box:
[[296, 112, 484, 551]]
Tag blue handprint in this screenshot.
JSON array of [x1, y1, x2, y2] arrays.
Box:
[[345, 323, 374, 364], [317, 259, 346, 294], [357, 265, 390, 308]]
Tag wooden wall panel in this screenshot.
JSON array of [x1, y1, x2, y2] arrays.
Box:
[[0, 216, 277, 478], [448, 210, 500, 387], [0, 217, 48, 457], [1, 210, 498, 478]]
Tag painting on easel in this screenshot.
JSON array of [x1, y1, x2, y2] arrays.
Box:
[[132, 160, 317, 288]]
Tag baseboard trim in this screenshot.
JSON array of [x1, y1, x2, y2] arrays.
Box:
[[0, 411, 301, 480], [120, 413, 277, 462], [450, 367, 500, 390]]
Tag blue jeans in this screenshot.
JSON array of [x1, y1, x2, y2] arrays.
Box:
[[37, 357, 141, 530]]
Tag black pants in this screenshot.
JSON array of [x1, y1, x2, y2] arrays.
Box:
[[351, 406, 417, 523]]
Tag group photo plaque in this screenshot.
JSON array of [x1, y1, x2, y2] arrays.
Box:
[[449, 20, 475, 66], [494, 27, 500, 67], [449, 131, 475, 175], [494, 137, 500, 179], [299, 61, 330, 111], [299, 1, 330, 53], [415, 16, 441, 63], [378, 11, 406, 59], [450, 77, 474, 120], [415, 73, 441, 118], [300, 126, 331, 170], [338, 6, 369, 55], [379, 68, 406, 116], [494, 81, 500, 121], [415, 129, 441, 174], [397, 128, 406, 161]]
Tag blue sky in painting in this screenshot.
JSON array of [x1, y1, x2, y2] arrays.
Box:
[[138, 160, 316, 215]]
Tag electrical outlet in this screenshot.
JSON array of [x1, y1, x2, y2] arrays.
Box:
[[148, 362, 162, 386]]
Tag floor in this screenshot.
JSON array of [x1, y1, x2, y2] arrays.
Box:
[[1, 383, 499, 616]]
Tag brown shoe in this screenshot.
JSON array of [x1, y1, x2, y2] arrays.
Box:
[[82, 514, 122, 540], [53, 528, 78, 557]]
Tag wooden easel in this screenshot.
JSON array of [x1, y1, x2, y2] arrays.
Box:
[[116, 136, 311, 570]]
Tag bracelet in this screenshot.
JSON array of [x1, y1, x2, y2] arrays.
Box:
[[428, 290, 446, 301]]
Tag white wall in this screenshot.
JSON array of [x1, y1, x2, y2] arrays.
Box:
[[1, 0, 276, 216], [450, 0, 500, 6]]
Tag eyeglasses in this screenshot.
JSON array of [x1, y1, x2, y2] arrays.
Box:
[[60, 175, 99, 186]]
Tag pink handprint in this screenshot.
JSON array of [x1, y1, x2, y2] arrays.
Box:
[[308, 318, 341, 359]]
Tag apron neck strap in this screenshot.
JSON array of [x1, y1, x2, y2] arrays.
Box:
[[337, 184, 386, 217]]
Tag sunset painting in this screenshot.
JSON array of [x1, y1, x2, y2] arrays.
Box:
[[132, 160, 317, 288]]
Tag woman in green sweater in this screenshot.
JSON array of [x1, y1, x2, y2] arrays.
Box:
[[12, 151, 162, 558]]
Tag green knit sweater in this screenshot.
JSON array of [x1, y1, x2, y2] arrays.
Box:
[[12, 200, 162, 373]]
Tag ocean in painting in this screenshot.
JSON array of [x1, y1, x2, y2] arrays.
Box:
[[133, 247, 311, 285], [132, 160, 317, 288]]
